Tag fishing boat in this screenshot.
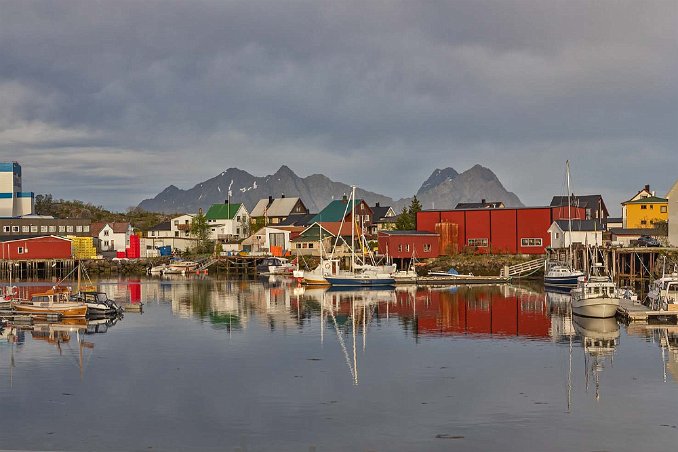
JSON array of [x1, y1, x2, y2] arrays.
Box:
[[545, 161, 583, 289], [324, 186, 395, 287], [11, 287, 88, 318], [570, 264, 620, 318], [646, 273, 678, 311]]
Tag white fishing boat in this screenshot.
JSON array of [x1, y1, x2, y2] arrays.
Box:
[[646, 273, 678, 311], [570, 264, 620, 318]]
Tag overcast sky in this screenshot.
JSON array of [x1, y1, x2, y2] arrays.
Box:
[[1, 1, 676, 214]]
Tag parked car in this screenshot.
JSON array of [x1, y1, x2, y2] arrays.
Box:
[[636, 235, 661, 247]]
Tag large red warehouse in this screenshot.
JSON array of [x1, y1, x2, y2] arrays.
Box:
[[377, 230, 440, 259], [0, 236, 73, 260], [417, 206, 586, 255]]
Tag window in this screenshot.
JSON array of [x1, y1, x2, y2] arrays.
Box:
[[641, 205, 647, 210], [103, 229, 109, 236], [58, 225, 65, 233], [12, 225, 18, 233], [661, 206, 667, 213], [521, 238, 543, 247], [423, 244, 431, 252], [405, 244, 410, 252], [641, 220, 647, 225], [174, 220, 179, 225], [175, 231, 180, 237], [237, 216, 241, 222], [66, 226, 73, 232], [468, 238, 488, 247], [309, 243, 314, 249], [30, 225, 38, 233], [103, 241, 109, 247], [650, 205, 654, 210], [555, 232, 560, 239], [17, 247, 24, 254], [84, 225, 90, 232], [49, 226, 56, 233], [40, 225, 48, 233], [22, 226, 30, 233], [296, 243, 302, 249], [76, 225, 83, 232], [398, 244, 403, 252], [2, 226, 9, 233]]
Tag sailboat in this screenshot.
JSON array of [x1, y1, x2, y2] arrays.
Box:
[[545, 160, 584, 289], [325, 186, 396, 287]]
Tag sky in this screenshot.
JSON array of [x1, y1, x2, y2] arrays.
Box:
[[0, 1, 676, 215]]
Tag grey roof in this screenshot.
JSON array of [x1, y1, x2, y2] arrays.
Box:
[[609, 227, 666, 237], [371, 205, 394, 220], [550, 195, 609, 216], [553, 219, 604, 232], [149, 221, 171, 231], [277, 213, 317, 227], [379, 230, 439, 236], [455, 201, 504, 209], [250, 197, 303, 217]]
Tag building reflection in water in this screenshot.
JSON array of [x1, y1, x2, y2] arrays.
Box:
[[626, 323, 678, 384]]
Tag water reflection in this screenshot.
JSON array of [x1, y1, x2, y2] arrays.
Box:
[[571, 316, 619, 401], [1, 316, 121, 383]]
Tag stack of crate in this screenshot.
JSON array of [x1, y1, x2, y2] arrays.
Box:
[[69, 236, 98, 259]]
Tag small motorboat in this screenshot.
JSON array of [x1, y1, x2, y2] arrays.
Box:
[[256, 257, 296, 275], [74, 291, 124, 316]]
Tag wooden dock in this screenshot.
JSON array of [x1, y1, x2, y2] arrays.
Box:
[[616, 298, 678, 323]]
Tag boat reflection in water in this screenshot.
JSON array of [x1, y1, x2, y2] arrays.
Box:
[[571, 315, 620, 401], [2, 315, 122, 381]]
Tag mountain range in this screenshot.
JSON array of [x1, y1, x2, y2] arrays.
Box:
[[136, 164, 523, 214]]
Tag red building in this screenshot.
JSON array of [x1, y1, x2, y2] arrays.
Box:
[[417, 206, 586, 255], [0, 236, 72, 260], [377, 230, 440, 259]]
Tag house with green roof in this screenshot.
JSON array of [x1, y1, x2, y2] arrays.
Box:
[[621, 184, 668, 229], [311, 197, 374, 232], [205, 201, 250, 240]]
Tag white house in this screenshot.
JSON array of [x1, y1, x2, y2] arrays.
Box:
[[241, 227, 291, 255], [668, 179, 678, 246], [548, 220, 603, 249], [206, 202, 250, 241], [91, 222, 133, 252]]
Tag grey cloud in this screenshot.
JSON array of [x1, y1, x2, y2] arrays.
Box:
[[0, 0, 675, 211]]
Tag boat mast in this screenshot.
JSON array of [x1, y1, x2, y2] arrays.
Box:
[[351, 185, 356, 273], [566, 160, 573, 267]]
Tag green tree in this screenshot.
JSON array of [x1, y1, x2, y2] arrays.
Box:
[[394, 196, 422, 230], [190, 210, 211, 253]]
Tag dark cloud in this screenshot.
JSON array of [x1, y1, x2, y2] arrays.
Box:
[[0, 0, 675, 212]]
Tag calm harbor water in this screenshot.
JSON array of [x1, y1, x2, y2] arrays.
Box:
[[1, 277, 678, 451]]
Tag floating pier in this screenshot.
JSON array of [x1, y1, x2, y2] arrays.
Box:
[[616, 298, 678, 323]]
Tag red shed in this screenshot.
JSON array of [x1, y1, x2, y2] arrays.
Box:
[[417, 205, 588, 255], [378, 230, 440, 259], [0, 236, 72, 260]]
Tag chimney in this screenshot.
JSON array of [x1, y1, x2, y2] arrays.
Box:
[[281, 193, 285, 198], [225, 199, 229, 204], [481, 199, 486, 204], [268, 195, 273, 204], [375, 202, 380, 208], [645, 184, 650, 192]]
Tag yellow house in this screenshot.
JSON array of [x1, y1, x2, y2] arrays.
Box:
[[622, 185, 668, 229]]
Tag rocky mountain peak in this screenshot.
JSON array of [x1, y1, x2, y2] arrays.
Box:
[[417, 167, 459, 195]]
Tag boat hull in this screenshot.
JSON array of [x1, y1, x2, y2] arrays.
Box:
[[571, 297, 619, 318], [11, 302, 88, 318], [325, 276, 395, 287], [544, 275, 581, 288]]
